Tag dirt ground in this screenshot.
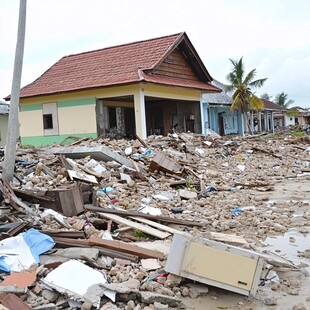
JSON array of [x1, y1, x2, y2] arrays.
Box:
[[183, 177, 310, 310]]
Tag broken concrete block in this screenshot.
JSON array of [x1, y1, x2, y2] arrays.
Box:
[[138, 291, 183, 308], [41, 289, 59, 302], [178, 189, 197, 199], [262, 296, 277, 305], [186, 283, 209, 298], [42, 260, 108, 308], [100, 302, 122, 310], [164, 274, 182, 287]]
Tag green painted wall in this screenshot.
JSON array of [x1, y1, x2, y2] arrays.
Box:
[[20, 133, 97, 147], [20, 103, 43, 111], [58, 98, 96, 108], [19, 97, 97, 146]]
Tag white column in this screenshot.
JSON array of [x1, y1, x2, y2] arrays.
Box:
[[200, 95, 205, 134], [250, 111, 254, 133], [258, 111, 262, 132], [134, 88, 147, 139], [271, 111, 275, 133], [264, 112, 269, 131]]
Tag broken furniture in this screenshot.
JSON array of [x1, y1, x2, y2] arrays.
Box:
[[149, 152, 184, 175], [165, 233, 264, 297], [13, 184, 85, 217]]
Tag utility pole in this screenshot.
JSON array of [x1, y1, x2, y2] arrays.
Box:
[[2, 0, 27, 182]]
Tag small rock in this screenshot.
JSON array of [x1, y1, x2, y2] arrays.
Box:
[[263, 297, 277, 306], [179, 189, 197, 200], [154, 302, 168, 310], [100, 302, 122, 310], [187, 283, 209, 298], [41, 289, 59, 302], [288, 288, 300, 295], [165, 274, 182, 287], [110, 266, 119, 276], [126, 300, 135, 310], [181, 287, 190, 297], [292, 304, 307, 310]]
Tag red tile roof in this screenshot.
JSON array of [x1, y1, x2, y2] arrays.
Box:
[[142, 73, 220, 92], [16, 32, 218, 99], [261, 99, 287, 111]]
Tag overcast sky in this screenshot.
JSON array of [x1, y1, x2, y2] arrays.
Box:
[[1, 0, 310, 108]]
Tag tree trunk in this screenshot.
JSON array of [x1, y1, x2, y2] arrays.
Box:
[[242, 112, 253, 135]]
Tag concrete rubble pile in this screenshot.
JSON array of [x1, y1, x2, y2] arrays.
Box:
[[0, 132, 309, 309]]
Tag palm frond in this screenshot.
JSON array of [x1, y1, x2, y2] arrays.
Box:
[[243, 69, 256, 85], [248, 78, 267, 89], [248, 94, 264, 110]]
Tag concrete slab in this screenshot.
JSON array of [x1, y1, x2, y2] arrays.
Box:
[[48, 146, 134, 169]]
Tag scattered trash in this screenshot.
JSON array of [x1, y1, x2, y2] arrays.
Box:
[[0, 229, 55, 272]]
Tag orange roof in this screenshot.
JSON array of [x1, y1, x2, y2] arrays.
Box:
[[15, 32, 219, 99]]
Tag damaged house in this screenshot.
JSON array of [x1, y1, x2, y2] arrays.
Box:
[[6, 32, 220, 146]]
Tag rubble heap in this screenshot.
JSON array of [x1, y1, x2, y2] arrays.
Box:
[[0, 131, 309, 309]]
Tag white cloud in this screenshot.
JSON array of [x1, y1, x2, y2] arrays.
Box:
[[1, 0, 309, 107]]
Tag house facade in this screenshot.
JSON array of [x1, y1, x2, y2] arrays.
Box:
[[0, 101, 9, 147], [7, 33, 220, 146], [248, 99, 287, 134], [285, 107, 310, 127], [202, 80, 243, 136]]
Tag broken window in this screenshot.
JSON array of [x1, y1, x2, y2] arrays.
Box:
[[42, 102, 59, 136], [43, 114, 53, 129], [109, 107, 117, 128]]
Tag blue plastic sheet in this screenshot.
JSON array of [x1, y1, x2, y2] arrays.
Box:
[[21, 228, 55, 263], [0, 228, 55, 272]]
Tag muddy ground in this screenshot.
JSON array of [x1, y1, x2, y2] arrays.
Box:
[[183, 177, 310, 310]]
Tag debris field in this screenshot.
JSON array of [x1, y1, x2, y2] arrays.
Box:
[[0, 131, 309, 310]]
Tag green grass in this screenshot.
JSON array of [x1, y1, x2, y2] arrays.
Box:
[[291, 131, 305, 137]]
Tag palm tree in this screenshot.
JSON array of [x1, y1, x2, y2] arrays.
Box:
[[261, 93, 272, 100], [274, 92, 294, 108], [226, 57, 267, 134]]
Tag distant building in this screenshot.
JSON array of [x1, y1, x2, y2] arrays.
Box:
[[286, 106, 310, 126], [0, 101, 9, 147]]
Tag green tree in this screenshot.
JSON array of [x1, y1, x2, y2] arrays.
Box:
[[261, 93, 272, 100], [274, 92, 294, 108], [226, 57, 267, 134]]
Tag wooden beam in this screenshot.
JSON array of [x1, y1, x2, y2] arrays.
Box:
[[89, 236, 164, 259], [98, 213, 170, 239], [130, 217, 188, 236], [85, 205, 204, 227]]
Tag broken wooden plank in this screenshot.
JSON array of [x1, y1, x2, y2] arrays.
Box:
[[89, 236, 164, 259], [85, 205, 204, 227], [52, 237, 138, 262], [252, 147, 282, 159], [0, 180, 35, 215], [0, 293, 31, 310], [98, 213, 170, 239], [135, 134, 148, 148], [130, 217, 188, 236]]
